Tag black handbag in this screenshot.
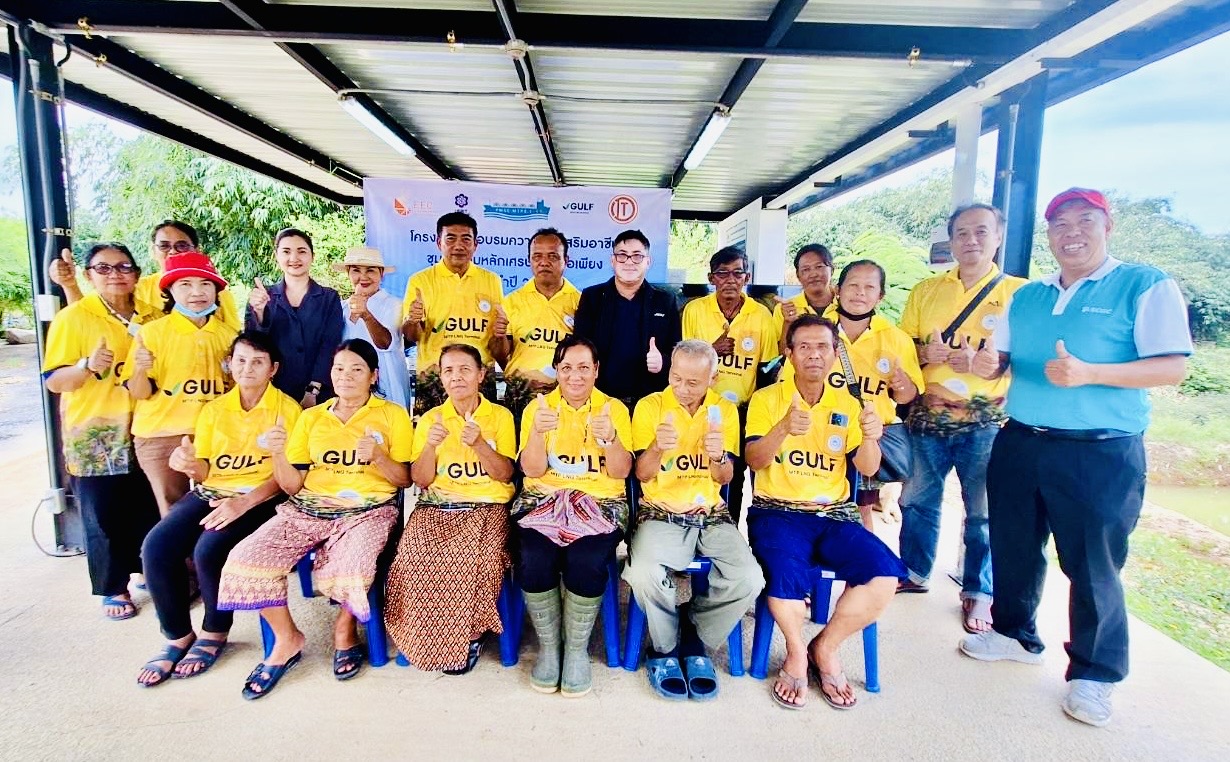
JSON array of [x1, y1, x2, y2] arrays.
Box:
[[834, 337, 913, 482]]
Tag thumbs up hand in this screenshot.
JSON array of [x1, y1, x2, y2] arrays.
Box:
[[427, 410, 449, 447], [775, 295, 799, 324], [646, 337, 663, 374], [1044, 339, 1093, 388], [858, 401, 883, 441], [87, 337, 114, 374], [947, 336, 977, 374], [460, 410, 482, 447], [786, 392, 811, 436], [262, 415, 288, 455], [888, 358, 912, 395], [712, 324, 735, 357], [492, 305, 509, 338], [248, 277, 270, 316], [971, 336, 1001, 379], [532, 393, 559, 435], [920, 328, 949, 365], [655, 411, 678, 452], [703, 407, 725, 461], [407, 287, 426, 324], [49, 248, 77, 288], [347, 291, 369, 323], [168, 435, 198, 474], [591, 401, 614, 443], [132, 335, 154, 373], [356, 426, 378, 463]]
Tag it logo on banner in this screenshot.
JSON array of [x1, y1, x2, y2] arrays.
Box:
[[609, 195, 638, 224]]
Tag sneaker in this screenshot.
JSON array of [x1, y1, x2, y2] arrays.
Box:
[[1062, 679, 1114, 727], [958, 630, 1044, 664]]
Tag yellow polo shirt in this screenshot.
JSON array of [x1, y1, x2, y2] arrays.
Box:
[[899, 265, 1025, 406], [746, 379, 862, 508], [682, 294, 777, 404], [194, 384, 303, 494], [819, 307, 924, 423], [287, 394, 415, 508], [122, 311, 238, 439], [518, 388, 632, 500], [503, 279, 581, 384], [413, 397, 516, 504], [42, 294, 162, 476], [632, 388, 740, 514], [404, 261, 504, 369], [136, 273, 241, 332]]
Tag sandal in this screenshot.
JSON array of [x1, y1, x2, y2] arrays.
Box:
[[333, 645, 366, 681], [136, 643, 191, 688], [443, 638, 484, 676], [173, 639, 228, 679], [241, 652, 302, 701], [771, 669, 808, 710], [646, 657, 689, 701], [683, 656, 719, 701], [895, 580, 929, 594], [103, 595, 137, 621], [809, 660, 857, 710], [963, 598, 994, 634]]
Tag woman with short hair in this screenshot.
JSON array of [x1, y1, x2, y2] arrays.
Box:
[[384, 343, 516, 675]]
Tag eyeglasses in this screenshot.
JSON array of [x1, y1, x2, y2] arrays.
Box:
[[86, 263, 138, 275], [711, 269, 748, 280], [154, 241, 194, 253], [614, 253, 647, 264]]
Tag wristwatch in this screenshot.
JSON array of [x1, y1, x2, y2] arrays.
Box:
[[710, 453, 729, 465], [76, 358, 89, 371], [595, 437, 613, 448], [306, 381, 322, 395]]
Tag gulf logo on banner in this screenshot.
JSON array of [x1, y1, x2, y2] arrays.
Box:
[[365, 179, 672, 298]]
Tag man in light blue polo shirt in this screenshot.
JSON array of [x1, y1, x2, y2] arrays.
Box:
[[959, 188, 1192, 728]]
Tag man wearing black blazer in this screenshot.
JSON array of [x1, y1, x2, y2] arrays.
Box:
[[573, 230, 682, 407]]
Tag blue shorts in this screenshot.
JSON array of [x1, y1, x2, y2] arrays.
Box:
[[747, 506, 908, 600]]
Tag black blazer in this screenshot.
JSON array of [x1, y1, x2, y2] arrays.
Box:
[[245, 279, 343, 401], [573, 278, 681, 404]]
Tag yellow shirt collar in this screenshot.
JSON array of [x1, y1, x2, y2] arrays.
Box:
[[167, 309, 229, 334], [434, 260, 479, 281], [219, 382, 281, 413], [545, 385, 610, 413], [942, 263, 1002, 289], [441, 394, 494, 421], [519, 278, 580, 304]]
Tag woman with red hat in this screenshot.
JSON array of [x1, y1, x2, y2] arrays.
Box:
[[122, 251, 239, 516]]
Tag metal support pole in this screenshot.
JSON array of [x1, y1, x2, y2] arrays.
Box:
[[992, 72, 1048, 278], [950, 103, 981, 209], [10, 24, 82, 553]]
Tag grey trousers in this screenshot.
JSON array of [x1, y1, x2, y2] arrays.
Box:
[[622, 520, 765, 653]]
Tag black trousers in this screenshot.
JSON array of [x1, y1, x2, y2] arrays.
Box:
[[987, 424, 1145, 683], [142, 491, 278, 639], [74, 472, 160, 597], [517, 526, 622, 598]]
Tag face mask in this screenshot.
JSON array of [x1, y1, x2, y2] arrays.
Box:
[[836, 303, 875, 321], [174, 302, 219, 319]]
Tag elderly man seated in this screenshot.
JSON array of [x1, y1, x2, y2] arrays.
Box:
[[744, 315, 907, 710], [623, 340, 765, 701]]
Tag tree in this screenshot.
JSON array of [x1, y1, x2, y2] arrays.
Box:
[[667, 220, 717, 282]]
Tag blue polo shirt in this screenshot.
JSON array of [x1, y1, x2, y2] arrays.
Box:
[[994, 257, 1191, 434]]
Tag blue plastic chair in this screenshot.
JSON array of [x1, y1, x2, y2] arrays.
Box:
[[497, 557, 623, 669], [621, 556, 745, 676]]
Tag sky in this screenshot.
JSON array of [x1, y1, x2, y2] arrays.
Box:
[[0, 28, 1226, 233]]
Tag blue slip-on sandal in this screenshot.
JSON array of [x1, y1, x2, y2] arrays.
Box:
[[646, 657, 689, 701], [333, 645, 366, 681], [172, 639, 227, 680], [103, 595, 137, 621], [683, 655, 719, 701], [241, 652, 302, 701], [136, 643, 191, 688]]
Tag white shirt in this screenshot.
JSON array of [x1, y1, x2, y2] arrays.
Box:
[[341, 289, 410, 409]]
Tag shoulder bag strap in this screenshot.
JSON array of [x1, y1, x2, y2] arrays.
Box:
[[833, 333, 864, 405], [940, 272, 1004, 344]]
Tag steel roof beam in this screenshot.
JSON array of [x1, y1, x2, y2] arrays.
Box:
[[216, 0, 459, 181], [492, 0, 565, 185], [28, 1, 1027, 63], [0, 51, 360, 205], [669, 0, 809, 190]]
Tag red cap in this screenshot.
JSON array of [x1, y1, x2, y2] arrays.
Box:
[[159, 251, 228, 291], [1044, 188, 1111, 221]]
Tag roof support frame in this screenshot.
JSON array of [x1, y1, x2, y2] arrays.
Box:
[[491, 0, 565, 185]]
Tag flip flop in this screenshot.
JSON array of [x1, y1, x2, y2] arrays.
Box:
[[683, 656, 719, 701], [646, 657, 689, 701], [810, 663, 857, 710], [102, 595, 137, 621], [172, 639, 228, 679], [963, 598, 994, 635], [241, 652, 302, 701], [771, 669, 808, 710], [333, 645, 366, 681], [136, 643, 191, 688]]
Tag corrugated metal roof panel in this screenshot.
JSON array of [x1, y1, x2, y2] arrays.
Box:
[[797, 0, 1073, 28], [673, 57, 959, 211], [322, 43, 555, 185], [266, 0, 492, 9], [520, 0, 776, 20]]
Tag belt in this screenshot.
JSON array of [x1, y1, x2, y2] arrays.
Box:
[[1005, 418, 1134, 441]]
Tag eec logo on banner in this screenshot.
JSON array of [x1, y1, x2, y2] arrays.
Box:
[[609, 195, 638, 224], [393, 198, 434, 216]]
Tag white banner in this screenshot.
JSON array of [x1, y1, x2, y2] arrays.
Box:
[[364, 179, 672, 298]]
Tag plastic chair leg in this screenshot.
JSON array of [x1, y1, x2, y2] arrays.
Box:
[[602, 559, 622, 668], [259, 614, 275, 660], [364, 580, 389, 668], [727, 619, 745, 677], [296, 552, 315, 598], [621, 593, 647, 671], [863, 621, 880, 693], [749, 594, 774, 680], [497, 571, 520, 668]]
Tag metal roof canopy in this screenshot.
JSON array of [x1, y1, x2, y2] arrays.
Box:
[[0, 0, 1227, 220]]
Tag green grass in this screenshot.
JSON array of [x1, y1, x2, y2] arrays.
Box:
[[1146, 485, 1230, 536], [1123, 527, 1230, 671]]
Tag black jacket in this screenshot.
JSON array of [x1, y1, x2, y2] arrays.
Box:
[[573, 278, 681, 404], [245, 279, 343, 401]]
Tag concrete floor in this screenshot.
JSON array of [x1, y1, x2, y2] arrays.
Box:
[[0, 441, 1227, 762]]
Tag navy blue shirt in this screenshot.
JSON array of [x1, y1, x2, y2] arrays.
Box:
[[245, 279, 344, 401]]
